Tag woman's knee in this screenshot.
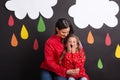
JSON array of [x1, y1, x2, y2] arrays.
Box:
[[40, 69, 53, 80], [54, 76, 67, 80]]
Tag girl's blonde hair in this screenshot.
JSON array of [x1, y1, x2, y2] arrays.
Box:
[[60, 34, 81, 61], [64, 34, 81, 51]]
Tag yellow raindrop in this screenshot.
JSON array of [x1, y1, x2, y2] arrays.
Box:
[[11, 33, 18, 47], [87, 31, 94, 44], [115, 44, 120, 58], [20, 24, 29, 40]]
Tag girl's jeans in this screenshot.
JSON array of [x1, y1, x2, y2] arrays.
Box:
[[68, 77, 87, 80]]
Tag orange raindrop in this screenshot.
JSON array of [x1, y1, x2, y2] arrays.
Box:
[[20, 24, 29, 40], [115, 44, 120, 58], [87, 31, 94, 44], [8, 15, 14, 27], [105, 33, 111, 46], [33, 38, 39, 50], [11, 33, 18, 47]]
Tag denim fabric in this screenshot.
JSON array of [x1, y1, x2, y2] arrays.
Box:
[[40, 69, 67, 80], [68, 77, 76, 80], [80, 77, 87, 80], [54, 75, 67, 80], [40, 69, 52, 80], [68, 77, 87, 80]]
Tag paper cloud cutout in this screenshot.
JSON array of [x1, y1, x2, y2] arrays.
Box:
[[5, 0, 57, 20], [68, 0, 119, 29]]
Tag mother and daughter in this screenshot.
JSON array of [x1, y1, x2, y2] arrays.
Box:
[[40, 18, 89, 80]]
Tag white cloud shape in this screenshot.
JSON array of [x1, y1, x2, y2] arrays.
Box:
[[5, 0, 57, 20], [68, 0, 119, 29]]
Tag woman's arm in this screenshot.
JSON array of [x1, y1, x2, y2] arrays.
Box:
[[44, 42, 67, 77]]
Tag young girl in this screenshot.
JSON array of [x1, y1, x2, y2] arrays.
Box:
[[59, 34, 89, 80]]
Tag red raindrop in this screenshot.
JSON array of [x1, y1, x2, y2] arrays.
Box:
[[8, 15, 14, 27], [105, 33, 111, 46], [33, 38, 39, 50]]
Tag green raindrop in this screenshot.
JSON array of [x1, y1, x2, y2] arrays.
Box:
[[97, 58, 103, 69], [37, 16, 46, 32]]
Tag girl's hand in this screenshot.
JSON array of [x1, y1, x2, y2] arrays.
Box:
[[71, 45, 77, 53], [67, 44, 77, 53], [67, 45, 72, 53]]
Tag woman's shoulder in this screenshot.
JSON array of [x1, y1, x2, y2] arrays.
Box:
[[46, 35, 60, 44]]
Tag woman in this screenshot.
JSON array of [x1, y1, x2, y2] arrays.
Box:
[[40, 18, 80, 80]]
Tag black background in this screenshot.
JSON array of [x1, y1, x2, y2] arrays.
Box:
[[0, 0, 120, 80]]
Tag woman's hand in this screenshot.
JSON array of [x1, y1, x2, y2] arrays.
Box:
[[66, 68, 80, 76]]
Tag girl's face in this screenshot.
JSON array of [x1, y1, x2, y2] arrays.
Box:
[[56, 27, 70, 38], [66, 37, 77, 48]]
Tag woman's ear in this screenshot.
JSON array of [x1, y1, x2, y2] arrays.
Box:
[[56, 27, 59, 32]]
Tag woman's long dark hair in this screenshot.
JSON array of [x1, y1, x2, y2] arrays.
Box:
[[55, 18, 74, 43], [55, 18, 74, 34]]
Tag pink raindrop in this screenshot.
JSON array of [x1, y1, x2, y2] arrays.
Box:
[[105, 33, 111, 46], [8, 15, 14, 27]]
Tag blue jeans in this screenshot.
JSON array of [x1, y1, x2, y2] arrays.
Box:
[[40, 69, 67, 80]]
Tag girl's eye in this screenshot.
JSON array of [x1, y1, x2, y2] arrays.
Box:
[[73, 41, 76, 43]]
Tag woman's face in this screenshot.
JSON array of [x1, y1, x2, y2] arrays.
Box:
[[56, 27, 70, 38]]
